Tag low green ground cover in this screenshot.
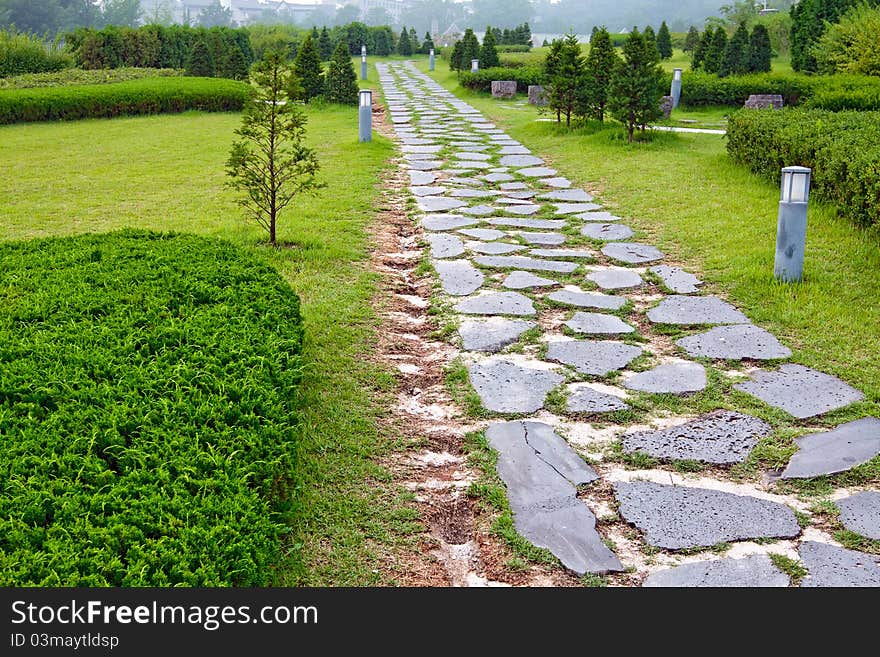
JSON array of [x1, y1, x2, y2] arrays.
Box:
[[0, 67, 184, 89]]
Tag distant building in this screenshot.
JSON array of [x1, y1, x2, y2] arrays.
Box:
[[438, 21, 462, 47], [139, 0, 326, 25]]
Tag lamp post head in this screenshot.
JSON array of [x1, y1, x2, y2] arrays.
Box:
[[673, 68, 682, 81], [361, 45, 366, 56], [359, 89, 372, 108], [780, 166, 811, 204]]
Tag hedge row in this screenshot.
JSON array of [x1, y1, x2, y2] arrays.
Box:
[[727, 108, 880, 229], [0, 77, 251, 124], [459, 65, 545, 93], [0, 231, 305, 585], [0, 29, 71, 77], [0, 67, 183, 89]]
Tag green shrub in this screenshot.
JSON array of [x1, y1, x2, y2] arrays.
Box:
[[727, 107, 880, 229], [0, 77, 251, 125], [814, 2, 880, 76], [0, 67, 183, 89], [0, 29, 71, 77], [459, 65, 545, 93], [0, 231, 305, 585], [497, 45, 532, 53]]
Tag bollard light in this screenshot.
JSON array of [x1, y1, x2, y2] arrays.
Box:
[[671, 68, 682, 109], [774, 166, 811, 282], [359, 90, 372, 143], [361, 45, 367, 81], [471, 58, 479, 73], [429, 48, 435, 71]]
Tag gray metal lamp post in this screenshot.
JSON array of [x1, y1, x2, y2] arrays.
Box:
[[429, 48, 435, 71], [471, 58, 479, 73], [774, 166, 811, 282], [359, 90, 372, 143], [361, 45, 367, 81], [671, 68, 682, 109]]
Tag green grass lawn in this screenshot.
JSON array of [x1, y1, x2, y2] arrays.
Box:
[[0, 106, 420, 585]]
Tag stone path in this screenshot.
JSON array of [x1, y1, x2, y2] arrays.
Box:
[[378, 62, 880, 586]]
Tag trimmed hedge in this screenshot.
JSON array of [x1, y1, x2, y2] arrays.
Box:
[[0, 67, 183, 89], [459, 65, 545, 93], [0, 29, 71, 77], [0, 76, 251, 124], [727, 108, 880, 229], [0, 231, 305, 586]]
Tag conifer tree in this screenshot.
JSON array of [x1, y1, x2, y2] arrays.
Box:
[[547, 33, 585, 127], [683, 25, 700, 53], [422, 32, 434, 55], [703, 26, 727, 74], [608, 27, 664, 142], [691, 27, 712, 70], [748, 23, 772, 73], [544, 37, 565, 121], [520, 22, 532, 46], [409, 27, 418, 50], [318, 26, 333, 61], [479, 26, 500, 69], [293, 34, 323, 102], [397, 26, 413, 56], [719, 21, 749, 77], [643, 25, 659, 61], [460, 28, 480, 67], [186, 36, 214, 77], [219, 43, 249, 80], [657, 21, 673, 59], [581, 27, 620, 122], [323, 41, 358, 104], [449, 39, 464, 73]]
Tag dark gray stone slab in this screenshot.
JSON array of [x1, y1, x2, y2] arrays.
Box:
[[403, 144, 442, 155], [781, 418, 880, 479], [837, 492, 880, 540], [587, 268, 644, 290], [567, 386, 629, 413], [799, 541, 880, 587], [581, 223, 635, 241], [454, 291, 536, 316], [459, 318, 537, 352], [411, 185, 447, 197], [501, 154, 544, 167], [449, 188, 500, 198], [422, 214, 478, 231], [500, 182, 529, 191], [475, 255, 579, 273], [468, 360, 563, 414], [466, 241, 526, 255], [541, 177, 571, 188], [735, 365, 866, 420], [409, 170, 438, 186], [518, 167, 558, 178], [548, 289, 627, 311], [408, 160, 443, 170], [518, 232, 566, 246], [425, 233, 465, 259], [503, 204, 542, 216], [676, 324, 792, 360], [614, 481, 801, 550], [650, 265, 703, 294], [578, 211, 624, 222], [458, 228, 506, 241], [434, 259, 484, 296], [454, 151, 491, 161], [623, 410, 770, 464], [498, 145, 531, 155], [547, 340, 643, 376], [623, 362, 707, 394], [538, 189, 594, 202], [484, 173, 515, 183], [461, 204, 496, 216], [648, 295, 750, 326], [519, 421, 599, 486], [554, 203, 603, 215], [565, 312, 636, 336], [602, 242, 665, 264], [450, 161, 494, 170], [448, 176, 485, 186], [405, 152, 441, 161], [643, 555, 789, 588], [530, 248, 595, 260], [487, 217, 567, 230], [502, 271, 560, 290]]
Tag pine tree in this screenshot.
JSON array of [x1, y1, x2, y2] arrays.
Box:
[[544, 38, 565, 121], [422, 32, 434, 55], [547, 33, 585, 127], [608, 27, 664, 142], [449, 40, 464, 73], [691, 27, 712, 70], [502, 28, 512, 45], [657, 21, 673, 59], [323, 41, 359, 104], [186, 36, 214, 77], [719, 22, 750, 77], [643, 25, 659, 61], [703, 26, 727, 74], [581, 27, 620, 122], [748, 23, 772, 73], [409, 27, 418, 50], [479, 26, 500, 69], [293, 34, 323, 102], [397, 26, 413, 56], [542, 38, 549, 47], [311, 26, 319, 43], [219, 43, 249, 80], [460, 29, 481, 68], [683, 25, 700, 53], [318, 26, 333, 61], [521, 22, 532, 46]]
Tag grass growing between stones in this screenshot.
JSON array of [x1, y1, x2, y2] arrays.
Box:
[[0, 108, 423, 585]]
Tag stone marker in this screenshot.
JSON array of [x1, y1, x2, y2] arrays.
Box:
[[648, 295, 750, 325], [548, 288, 627, 310], [546, 340, 643, 376], [614, 481, 801, 549], [468, 360, 563, 413], [623, 361, 707, 395], [466, 241, 526, 255], [433, 259, 484, 296], [458, 228, 507, 241], [567, 385, 629, 413], [660, 95, 674, 119], [836, 492, 880, 540], [643, 555, 789, 588], [799, 541, 880, 587], [735, 364, 865, 419], [528, 85, 548, 106], [426, 233, 465, 259], [418, 196, 467, 213], [475, 255, 579, 273], [676, 324, 792, 361], [744, 94, 784, 110], [554, 202, 603, 215], [422, 214, 478, 231], [518, 232, 566, 246], [650, 265, 702, 294], [781, 418, 880, 479], [602, 242, 665, 265], [501, 154, 544, 167], [518, 167, 558, 178], [454, 291, 536, 316], [587, 269, 644, 290], [459, 318, 537, 353], [565, 312, 636, 336], [502, 271, 560, 290], [580, 223, 634, 241], [623, 410, 770, 464], [538, 189, 594, 202]]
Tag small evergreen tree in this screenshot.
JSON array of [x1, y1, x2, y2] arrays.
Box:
[[460, 28, 481, 68], [544, 37, 565, 121], [311, 26, 319, 43], [186, 36, 214, 77], [748, 23, 772, 73], [542, 38, 549, 47], [657, 21, 673, 59], [683, 25, 700, 52], [449, 39, 464, 73], [691, 27, 712, 69], [608, 27, 664, 142], [293, 34, 323, 102], [520, 22, 532, 46], [397, 26, 413, 56], [703, 26, 727, 74], [219, 43, 249, 80], [719, 21, 750, 77], [422, 32, 434, 55], [547, 33, 585, 127], [479, 26, 500, 68], [409, 27, 418, 50], [643, 25, 659, 60], [323, 41, 359, 104], [502, 28, 512, 44], [318, 26, 333, 61], [581, 26, 620, 122]]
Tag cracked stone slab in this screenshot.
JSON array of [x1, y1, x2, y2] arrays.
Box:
[[518, 232, 566, 246], [623, 362, 707, 395], [650, 265, 703, 294], [487, 217, 567, 230], [643, 555, 789, 588], [468, 360, 563, 414], [459, 318, 537, 352], [547, 340, 643, 376], [587, 268, 644, 290], [458, 228, 506, 241], [548, 288, 627, 311], [648, 295, 750, 326], [623, 410, 770, 464], [454, 291, 536, 316], [780, 418, 880, 479], [567, 385, 629, 414], [538, 189, 594, 202], [475, 255, 579, 273], [529, 248, 595, 260], [503, 204, 542, 216], [484, 173, 515, 183], [425, 233, 465, 259], [614, 481, 801, 550], [500, 154, 544, 167], [799, 541, 880, 587], [735, 365, 865, 420], [502, 271, 560, 290], [461, 204, 496, 216], [422, 214, 478, 231], [409, 170, 437, 186], [581, 223, 634, 241], [565, 312, 636, 336], [486, 421, 622, 574], [434, 259, 484, 296], [518, 167, 558, 178], [837, 492, 880, 540], [676, 324, 792, 360], [554, 202, 603, 215], [602, 242, 665, 264], [466, 241, 526, 255]]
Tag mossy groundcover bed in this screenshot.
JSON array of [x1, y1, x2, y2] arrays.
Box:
[[0, 230, 304, 585]]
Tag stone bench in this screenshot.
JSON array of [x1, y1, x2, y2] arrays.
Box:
[[528, 84, 547, 106], [491, 80, 517, 99], [744, 94, 783, 109]]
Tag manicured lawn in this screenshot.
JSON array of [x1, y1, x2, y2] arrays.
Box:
[[0, 107, 419, 585]]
